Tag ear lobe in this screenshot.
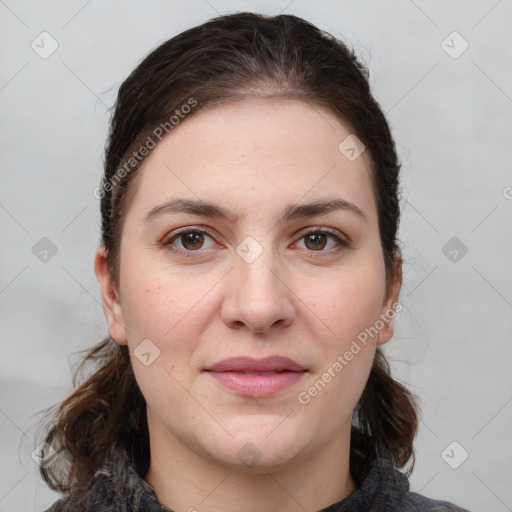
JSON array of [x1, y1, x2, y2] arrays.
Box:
[[376, 256, 402, 347], [94, 246, 128, 345]]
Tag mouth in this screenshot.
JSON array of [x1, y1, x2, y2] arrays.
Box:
[[225, 370, 291, 375], [203, 356, 308, 397], [204, 355, 306, 373]]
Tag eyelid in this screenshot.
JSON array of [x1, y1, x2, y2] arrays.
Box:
[[162, 225, 221, 249], [292, 226, 349, 256], [296, 226, 348, 243]]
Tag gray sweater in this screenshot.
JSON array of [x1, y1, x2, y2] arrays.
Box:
[[43, 443, 471, 512]]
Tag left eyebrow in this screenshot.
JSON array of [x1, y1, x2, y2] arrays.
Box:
[[282, 198, 367, 224], [143, 197, 367, 224]]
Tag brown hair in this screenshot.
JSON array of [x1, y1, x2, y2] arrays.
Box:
[[37, 11, 418, 496]]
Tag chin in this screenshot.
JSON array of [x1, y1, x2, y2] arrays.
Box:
[[209, 445, 303, 474], [204, 422, 308, 472]]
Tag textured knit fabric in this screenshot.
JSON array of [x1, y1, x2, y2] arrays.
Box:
[[43, 443, 471, 512]]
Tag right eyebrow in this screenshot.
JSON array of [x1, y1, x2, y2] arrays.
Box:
[[144, 199, 238, 223]]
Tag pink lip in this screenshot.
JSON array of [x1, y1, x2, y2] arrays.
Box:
[[204, 356, 307, 397]]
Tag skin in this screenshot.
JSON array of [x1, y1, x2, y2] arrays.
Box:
[[95, 97, 402, 512]]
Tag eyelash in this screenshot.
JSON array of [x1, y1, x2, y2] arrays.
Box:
[[162, 226, 349, 259]]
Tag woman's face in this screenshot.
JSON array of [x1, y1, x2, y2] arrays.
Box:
[[97, 98, 401, 471]]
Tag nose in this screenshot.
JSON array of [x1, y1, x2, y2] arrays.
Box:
[[220, 246, 296, 333]]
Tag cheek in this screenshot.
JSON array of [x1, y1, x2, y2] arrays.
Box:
[[298, 270, 382, 421], [308, 260, 387, 344], [297, 259, 385, 404], [120, 268, 206, 423], [119, 255, 213, 343]]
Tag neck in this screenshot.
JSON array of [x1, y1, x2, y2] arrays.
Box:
[[144, 422, 357, 512]]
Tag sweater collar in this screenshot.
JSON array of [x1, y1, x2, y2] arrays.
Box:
[[89, 439, 408, 512], [320, 446, 410, 511]]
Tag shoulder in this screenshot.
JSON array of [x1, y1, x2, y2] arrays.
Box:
[[41, 495, 109, 512], [342, 437, 472, 512], [41, 499, 68, 512], [39, 444, 169, 512], [402, 491, 471, 511]]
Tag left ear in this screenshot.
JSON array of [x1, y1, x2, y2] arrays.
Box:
[[376, 254, 402, 346]]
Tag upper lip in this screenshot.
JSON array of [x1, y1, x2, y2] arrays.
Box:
[[204, 356, 306, 372]]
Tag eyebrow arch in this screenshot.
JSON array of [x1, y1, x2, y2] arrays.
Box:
[[144, 197, 367, 224]]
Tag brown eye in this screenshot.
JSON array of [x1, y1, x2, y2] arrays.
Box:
[[181, 231, 205, 250], [304, 233, 328, 250], [164, 229, 217, 254], [295, 228, 348, 256]]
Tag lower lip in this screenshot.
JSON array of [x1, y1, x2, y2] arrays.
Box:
[[206, 371, 307, 397]]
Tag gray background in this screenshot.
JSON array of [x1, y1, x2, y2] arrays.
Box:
[[1, 1, 511, 510]]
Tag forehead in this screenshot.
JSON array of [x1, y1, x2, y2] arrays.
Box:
[[126, 97, 377, 223]]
